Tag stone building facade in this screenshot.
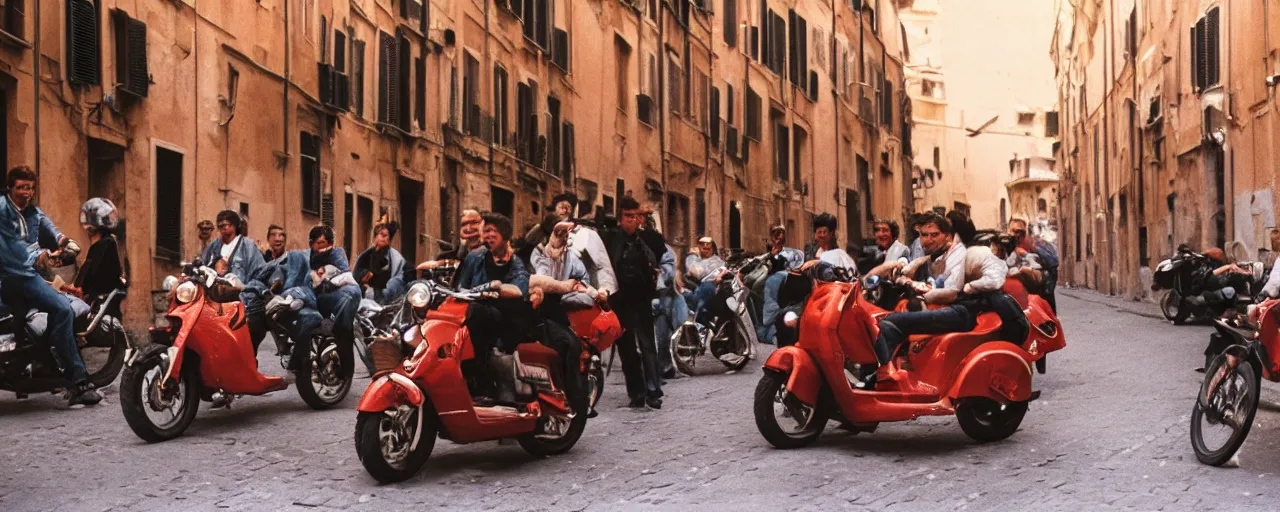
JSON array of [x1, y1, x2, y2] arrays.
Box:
[[0, 0, 910, 336], [1052, 0, 1280, 298]]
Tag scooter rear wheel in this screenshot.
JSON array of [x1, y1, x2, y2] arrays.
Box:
[[296, 333, 354, 410], [955, 398, 1027, 443], [754, 370, 827, 449], [356, 409, 435, 483], [1161, 291, 1190, 325]]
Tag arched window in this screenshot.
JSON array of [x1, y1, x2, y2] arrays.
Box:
[[1037, 198, 1048, 213]]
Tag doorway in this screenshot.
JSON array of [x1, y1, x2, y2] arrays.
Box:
[[491, 186, 514, 218], [728, 201, 742, 249], [398, 176, 422, 263]]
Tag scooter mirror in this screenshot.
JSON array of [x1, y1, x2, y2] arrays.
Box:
[[783, 311, 800, 327]]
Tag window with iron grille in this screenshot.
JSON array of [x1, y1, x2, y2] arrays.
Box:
[[300, 132, 321, 215], [67, 0, 100, 86], [112, 9, 148, 98], [154, 146, 183, 261]]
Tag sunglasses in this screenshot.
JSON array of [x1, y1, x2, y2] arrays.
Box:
[[199, 227, 214, 232]]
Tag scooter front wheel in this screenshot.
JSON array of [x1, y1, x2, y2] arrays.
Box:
[[1161, 291, 1190, 324], [1191, 355, 1259, 466], [119, 354, 199, 443], [754, 370, 827, 449], [356, 408, 435, 483], [296, 333, 354, 410]]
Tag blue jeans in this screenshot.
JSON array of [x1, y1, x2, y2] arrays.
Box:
[[653, 289, 689, 375], [3, 275, 85, 384], [873, 304, 977, 364], [683, 281, 718, 321], [756, 271, 788, 344]]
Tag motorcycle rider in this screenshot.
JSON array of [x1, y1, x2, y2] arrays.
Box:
[[1008, 218, 1058, 311], [354, 216, 407, 304], [1261, 228, 1280, 299], [683, 236, 725, 319], [529, 214, 601, 325], [68, 199, 124, 317], [868, 213, 994, 387], [805, 213, 858, 270], [455, 213, 535, 401], [654, 242, 687, 379], [758, 225, 805, 344], [0, 166, 100, 405], [263, 224, 287, 262], [552, 194, 618, 297], [202, 210, 269, 352], [872, 219, 910, 264]]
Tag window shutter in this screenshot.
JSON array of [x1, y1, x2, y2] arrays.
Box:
[[562, 121, 575, 181], [1205, 8, 1219, 87], [397, 30, 411, 131], [723, 0, 736, 47], [378, 32, 395, 124], [353, 39, 366, 116], [126, 17, 148, 96], [1193, 17, 1207, 91], [415, 57, 426, 129], [321, 193, 335, 227], [710, 86, 720, 147], [760, 5, 770, 67], [1188, 25, 1197, 90], [334, 30, 346, 73], [67, 0, 100, 86]]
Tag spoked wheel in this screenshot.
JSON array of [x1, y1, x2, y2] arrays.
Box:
[[296, 333, 354, 410], [672, 323, 704, 376], [119, 356, 199, 442], [81, 327, 128, 389], [1162, 291, 1189, 324], [356, 407, 436, 483], [754, 370, 828, 449], [955, 398, 1028, 443], [1191, 354, 1259, 466]]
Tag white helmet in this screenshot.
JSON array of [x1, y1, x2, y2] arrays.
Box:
[[79, 197, 119, 231]]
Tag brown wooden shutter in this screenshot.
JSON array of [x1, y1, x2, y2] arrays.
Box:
[[67, 0, 100, 86], [397, 30, 411, 131], [723, 0, 736, 47], [1205, 8, 1219, 87], [378, 31, 395, 124]]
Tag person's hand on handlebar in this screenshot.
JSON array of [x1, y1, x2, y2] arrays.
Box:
[[417, 259, 458, 271]]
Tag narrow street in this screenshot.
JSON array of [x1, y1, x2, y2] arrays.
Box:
[[1, 292, 1278, 510]]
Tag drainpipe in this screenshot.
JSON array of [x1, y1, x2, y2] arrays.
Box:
[[32, 0, 39, 176], [284, 0, 291, 164], [832, 0, 840, 221], [1103, 0, 1114, 294], [658, 3, 667, 209], [485, 0, 494, 181]]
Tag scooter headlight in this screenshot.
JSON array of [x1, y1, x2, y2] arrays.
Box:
[[783, 311, 800, 327], [174, 281, 199, 304], [162, 275, 179, 291], [406, 283, 433, 309]]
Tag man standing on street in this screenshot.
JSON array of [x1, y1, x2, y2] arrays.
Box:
[[605, 196, 665, 409]]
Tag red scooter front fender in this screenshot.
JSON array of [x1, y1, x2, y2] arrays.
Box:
[[945, 342, 1035, 403], [161, 295, 206, 384], [763, 346, 823, 406], [357, 372, 425, 412]]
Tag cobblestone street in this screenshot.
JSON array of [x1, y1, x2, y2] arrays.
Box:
[[3, 292, 1279, 511]]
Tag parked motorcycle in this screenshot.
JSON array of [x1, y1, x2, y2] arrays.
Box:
[[672, 254, 765, 375], [0, 280, 131, 398], [754, 272, 1066, 448], [119, 264, 355, 442], [1154, 245, 1264, 324], [354, 279, 591, 483], [1190, 299, 1280, 466]]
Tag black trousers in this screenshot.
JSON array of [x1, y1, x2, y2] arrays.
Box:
[[612, 298, 663, 401]]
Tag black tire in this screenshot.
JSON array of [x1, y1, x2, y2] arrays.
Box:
[[356, 409, 436, 484], [296, 334, 354, 410], [1191, 357, 1259, 466], [84, 328, 128, 389], [1162, 291, 1190, 325], [119, 356, 199, 443], [672, 324, 699, 376], [754, 370, 828, 449], [955, 398, 1028, 443], [717, 318, 753, 372], [518, 408, 588, 457]]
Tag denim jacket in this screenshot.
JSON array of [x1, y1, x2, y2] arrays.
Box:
[[0, 196, 64, 278]]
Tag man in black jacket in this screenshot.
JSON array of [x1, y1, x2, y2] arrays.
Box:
[[604, 196, 666, 409]]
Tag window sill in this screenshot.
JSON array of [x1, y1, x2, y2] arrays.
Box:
[[0, 29, 28, 50], [638, 118, 655, 129]]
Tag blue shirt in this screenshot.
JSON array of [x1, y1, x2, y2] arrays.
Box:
[[457, 247, 529, 296], [0, 196, 63, 278]]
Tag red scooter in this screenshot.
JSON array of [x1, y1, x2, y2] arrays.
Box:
[[754, 275, 1065, 448], [119, 264, 354, 442], [354, 279, 593, 483]]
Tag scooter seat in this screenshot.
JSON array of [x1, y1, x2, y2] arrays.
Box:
[[906, 312, 1004, 349]]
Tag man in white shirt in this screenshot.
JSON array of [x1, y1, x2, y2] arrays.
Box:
[[869, 213, 995, 387], [873, 218, 910, 264], [805, 213, 858, 271]]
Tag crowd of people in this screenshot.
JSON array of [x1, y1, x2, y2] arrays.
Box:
[[0, 154, 1060, 412]]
